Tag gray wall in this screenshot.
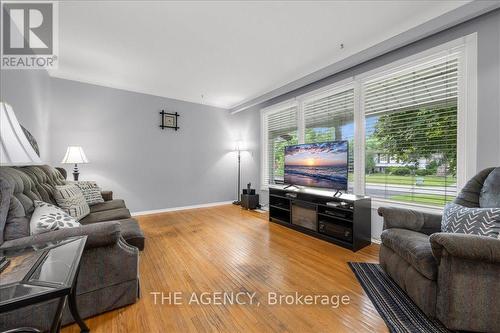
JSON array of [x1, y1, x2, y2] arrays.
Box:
[[47, 78, 239, 213], [0, 69, 51, 161], [230, 109, 260, 193], [1, 71, 245, 213], [240, 9, 500, 240]]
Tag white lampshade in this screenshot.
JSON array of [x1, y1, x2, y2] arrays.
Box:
[[61, 146, 89, 164], [234, 140, 246, 151], [0, 102, 43, 166]]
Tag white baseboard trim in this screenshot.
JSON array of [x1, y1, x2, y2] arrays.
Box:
[[371, 238, 381, 244], [131, 201, 233, 216]]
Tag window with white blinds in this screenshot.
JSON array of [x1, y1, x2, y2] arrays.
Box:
[[303, 88, 355, 192], [260, 36, 474, 208], [261, 103, 298, 187], [364, 55, 459, 206]]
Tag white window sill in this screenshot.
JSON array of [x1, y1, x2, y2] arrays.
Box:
[[370, 198, 443, 214]]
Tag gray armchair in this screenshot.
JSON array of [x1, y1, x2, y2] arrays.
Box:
[[378, 167, 500, 333]]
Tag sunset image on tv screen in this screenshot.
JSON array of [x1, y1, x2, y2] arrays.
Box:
[[284, 141, 348, 190]]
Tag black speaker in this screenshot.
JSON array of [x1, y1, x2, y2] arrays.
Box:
[[241, 194, 259, 210]]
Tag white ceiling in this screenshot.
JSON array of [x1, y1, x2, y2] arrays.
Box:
[[50, 1, 471, 109]]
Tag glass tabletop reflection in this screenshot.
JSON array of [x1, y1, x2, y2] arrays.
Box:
[[0, 236, 87, 310]]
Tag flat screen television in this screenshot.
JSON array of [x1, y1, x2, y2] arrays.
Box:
[[284, 141, 348, 191]]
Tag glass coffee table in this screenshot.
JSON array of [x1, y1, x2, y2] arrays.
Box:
[[0, 236, 89, 333]]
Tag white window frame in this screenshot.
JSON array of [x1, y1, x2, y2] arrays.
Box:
[[260, 99, 299, 190], [260, 33, 477, 210], [260, 79, 354, 191], [356, 33, 477, 204], [300, 78, 355, 142]]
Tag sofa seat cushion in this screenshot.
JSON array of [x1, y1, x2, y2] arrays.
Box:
[[381, 228, 438, 280], [117, 218, 144, 250], [79, 208, 131, 224], [89, 199, 126, 213]]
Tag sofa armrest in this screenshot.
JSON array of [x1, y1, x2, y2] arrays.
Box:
[[101, 190, 113, 201], [0, 222, 121, 250], [378, 206, 442, 235], [430, 232, 500, 264]]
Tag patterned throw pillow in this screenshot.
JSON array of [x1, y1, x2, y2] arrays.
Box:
[[30, 201, 80, 235], [53, 184, 90, 221], [71, 181, 104, 205], [441, 203, 500, 239]]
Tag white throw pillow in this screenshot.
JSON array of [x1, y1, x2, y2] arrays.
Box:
[[53, 184, 90, 221], [71, 181, 104, 205], [30, 201, 80, 235], [442, 203, 500, 239]]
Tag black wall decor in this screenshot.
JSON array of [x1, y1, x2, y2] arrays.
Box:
[[159, 110, 180, 131]]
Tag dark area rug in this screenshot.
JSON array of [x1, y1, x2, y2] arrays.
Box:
[[348, 262, 454, 333]]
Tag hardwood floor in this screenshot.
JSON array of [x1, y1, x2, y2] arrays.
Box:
[[62, 205, 387, 333]]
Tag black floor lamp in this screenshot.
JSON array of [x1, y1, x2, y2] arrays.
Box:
[[233, 141, 245, 205]]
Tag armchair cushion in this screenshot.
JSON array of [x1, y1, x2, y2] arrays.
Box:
[[0, 221, 121, 250], [378, 206, 442, 235], [454, 167, 495, 207], [479, 167, 500, 208], [430, 232, 500, 264], [381, 228, 438, 280]]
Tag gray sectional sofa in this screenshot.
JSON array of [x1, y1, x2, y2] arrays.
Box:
[[378, 167, 500, 332], [0, 165, 145, 331]]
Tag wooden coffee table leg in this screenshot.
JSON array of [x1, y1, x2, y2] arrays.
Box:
[[68, 265, 90, 333]]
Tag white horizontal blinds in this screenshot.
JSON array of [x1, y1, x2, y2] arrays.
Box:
[[304, 88, 355, 191], [364, 55, 459, 207], [263, 104, 298, 187], [365, 56, 459, 114]]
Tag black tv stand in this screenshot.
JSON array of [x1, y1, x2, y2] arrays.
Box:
[[268, 185, 371, 251]]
